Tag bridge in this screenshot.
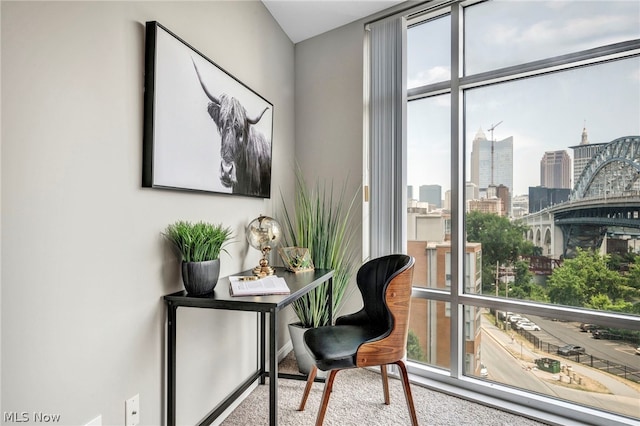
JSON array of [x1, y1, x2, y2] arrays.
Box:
[[523, 136, 640, 259]]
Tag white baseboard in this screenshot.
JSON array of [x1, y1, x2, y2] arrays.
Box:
[[278, 339, 293, 361]]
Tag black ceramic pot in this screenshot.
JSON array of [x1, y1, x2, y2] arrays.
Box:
[[181, 259, 220, 295]]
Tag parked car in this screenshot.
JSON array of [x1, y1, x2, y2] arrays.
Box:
[[579, 323, 599, 332], [513, 319, 531, 329], [557, 344, 586, 356], [508, 315, 524, 324], [517, 321, 541, 331], [509, 315, 529, 326], [592, 329, 622, 340]]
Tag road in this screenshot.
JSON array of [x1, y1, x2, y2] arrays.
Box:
[[520, 315, 640, 368], [482, 328, 555, 395], [480, 316, 640, 419]]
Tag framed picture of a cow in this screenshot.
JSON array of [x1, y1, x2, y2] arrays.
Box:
[[143, 21, 273, 198]]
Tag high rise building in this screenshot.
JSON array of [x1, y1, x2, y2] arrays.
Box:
[[569, 127, 607, 188], [540, 150, 571, 189], [471, 129, 513, 192], [419, 184, 442, 208], [470, 129, 513, 195], [407, 185, 414, 200]]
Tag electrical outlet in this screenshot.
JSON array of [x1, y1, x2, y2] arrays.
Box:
[[125, 394, 140, 426]]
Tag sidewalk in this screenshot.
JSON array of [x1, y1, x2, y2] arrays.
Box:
[[481, 315, 640, 418]]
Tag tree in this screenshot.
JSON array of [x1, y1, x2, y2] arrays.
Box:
[[407, 330, 426, 362], [466, 211, 535, 293], [586, 293, 632, 312], [622, 257, 640, 314], [507, 259, 549, 302], [627, 258, 640, 290], [547, 248, 630, 308]]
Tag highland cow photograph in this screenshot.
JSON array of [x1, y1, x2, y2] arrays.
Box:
[[143, 21, 273, 198]]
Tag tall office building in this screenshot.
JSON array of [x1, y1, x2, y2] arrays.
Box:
[[407, 185, 414, 200], [419, 184, 442, 208], [569, 127, 607, 188], [470, 129, 513, 216], [540, 150, 571, 189], [470, 129, 513, 195]]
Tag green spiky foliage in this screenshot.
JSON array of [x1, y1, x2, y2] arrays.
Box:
[[280, 170, 359, 328], [164, 221, 233, 263]]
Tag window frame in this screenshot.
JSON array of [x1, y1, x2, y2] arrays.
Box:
[[369, 1, 640, 425]]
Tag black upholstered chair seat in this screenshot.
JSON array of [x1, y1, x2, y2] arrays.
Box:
[[304, 325, 386, 371]]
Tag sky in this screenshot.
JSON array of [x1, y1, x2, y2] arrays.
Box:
[[406, 0, 640, 197]]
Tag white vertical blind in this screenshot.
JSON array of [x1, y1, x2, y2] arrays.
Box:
[[367, 17, 407, 257]]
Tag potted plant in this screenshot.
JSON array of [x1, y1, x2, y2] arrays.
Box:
[[164, 221, 233, 295], [280, 169, 359, 373]]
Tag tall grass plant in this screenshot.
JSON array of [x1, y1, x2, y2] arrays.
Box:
[[280, 170, 359, 328], [164, 221, 233, 263]]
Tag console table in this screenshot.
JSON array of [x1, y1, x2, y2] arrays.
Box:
[[164, 268, 334, 426]]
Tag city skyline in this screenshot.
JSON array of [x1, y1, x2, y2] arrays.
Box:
[[407, 1, 640, 197]]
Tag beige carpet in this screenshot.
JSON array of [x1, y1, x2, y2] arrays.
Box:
[[221, 352, 550, 426]]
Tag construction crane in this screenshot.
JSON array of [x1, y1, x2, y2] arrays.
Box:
[[488, 121, 503, 185]]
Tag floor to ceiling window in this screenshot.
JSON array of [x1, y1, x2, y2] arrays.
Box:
[[401, 1, 640, 424]]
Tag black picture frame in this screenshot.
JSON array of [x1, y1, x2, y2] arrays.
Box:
[[143, 21, 273, 198]]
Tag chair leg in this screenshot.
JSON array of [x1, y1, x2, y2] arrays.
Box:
[[380, 365, 390, 405], [315, 369, 339, 426], [395, 360, 418, 426], [298, 365, 318, 411]]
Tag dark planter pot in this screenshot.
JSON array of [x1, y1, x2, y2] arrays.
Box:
[[181, 259, 220, 295], [288, 322, 326, 378]]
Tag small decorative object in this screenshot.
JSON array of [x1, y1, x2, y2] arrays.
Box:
[[246, 215, 282, 277], [278, 247, 314, 273], [163, 221, 233, 295]]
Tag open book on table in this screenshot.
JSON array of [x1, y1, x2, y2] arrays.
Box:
[[229, 275, 290, 296]]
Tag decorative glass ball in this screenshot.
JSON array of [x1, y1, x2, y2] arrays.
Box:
[[246, 215, 282, 253]]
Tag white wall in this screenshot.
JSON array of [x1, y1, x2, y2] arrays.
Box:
[[1, 1, 295, 425], [293, 18, 369, 316]]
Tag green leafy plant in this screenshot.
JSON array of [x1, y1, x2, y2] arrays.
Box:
[[280, 169, 359, 328], [407, 330, 426, 362], [164, 221, 233, 263]]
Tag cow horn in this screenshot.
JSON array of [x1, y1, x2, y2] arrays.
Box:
[[247, 107, 268, 125], [192, 58, 220, 105]]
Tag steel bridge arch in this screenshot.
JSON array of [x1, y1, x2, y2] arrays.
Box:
[[571, 136, 640, 200]]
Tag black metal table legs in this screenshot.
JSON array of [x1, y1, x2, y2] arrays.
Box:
[[269, 308, 278, 425], [167, 304, 177, 426]]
